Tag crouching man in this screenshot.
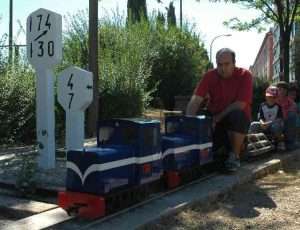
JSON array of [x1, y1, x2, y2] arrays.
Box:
[[186, 48, 253, 172]]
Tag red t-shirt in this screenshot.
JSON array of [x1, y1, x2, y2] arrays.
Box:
[[276, 96, 297, 119], [194, 67, 253, 119]]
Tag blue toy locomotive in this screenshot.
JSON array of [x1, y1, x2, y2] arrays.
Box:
[[58, 115, 214, 219]]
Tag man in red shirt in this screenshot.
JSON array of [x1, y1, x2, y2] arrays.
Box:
[[186, 48, 253, 172]]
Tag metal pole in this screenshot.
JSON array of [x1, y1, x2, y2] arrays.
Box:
[[9, 0, 13, 64], [180, 0, 182, 29], [209, 34, 232, 64], [87, 0, 99, 137], [0, 44, 26, 48]]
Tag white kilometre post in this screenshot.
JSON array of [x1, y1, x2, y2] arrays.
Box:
[[57, 67, 93, 151], [26, 8, 62, 169]]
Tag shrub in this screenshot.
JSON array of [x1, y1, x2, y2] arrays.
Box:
[[0, 68, 36, 144], [99, 19, 157, 119], [149, 24, 209, 109], [64, 10, 210, 115], [63, 10, 89, 69]]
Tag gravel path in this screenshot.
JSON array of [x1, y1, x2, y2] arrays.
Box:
[[143, 158, 300, 230]]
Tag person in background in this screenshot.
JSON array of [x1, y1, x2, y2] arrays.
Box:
[[186, 48, 253, 172], [249, 85, 284, 149], [276, 81, 297, 150], [288, 83, 300, 142]]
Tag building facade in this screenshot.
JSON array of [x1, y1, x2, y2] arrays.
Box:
[[272, 23, 300, 82], [250, 30, 273, 81]]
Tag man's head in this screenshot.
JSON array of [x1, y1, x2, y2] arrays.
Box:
[[276, 81, 289, 97], [216, 48, 236, 79]]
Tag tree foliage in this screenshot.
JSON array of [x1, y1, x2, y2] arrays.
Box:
[[215, 0, 300, 82], [64, 10, 210, 113], [167, 2, 177, 27], [127, 0, 148, 24], [149, 23, 210, 109], [0, 68, 36, 144]]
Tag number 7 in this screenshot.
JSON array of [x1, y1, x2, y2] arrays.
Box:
[[68, 93, 74, 109]]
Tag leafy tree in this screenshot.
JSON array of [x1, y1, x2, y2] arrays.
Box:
[[156, 11, 166, 25], [149, 25, 210, 109], [63, 10, 89, 71], [214, 0, 300, 82], [167, 2, 176, 27], [127, 0, 148, 24]]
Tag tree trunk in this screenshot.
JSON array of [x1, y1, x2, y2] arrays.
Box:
[[167, 2, 176, 27], [279, 27, 291, 82], [127, 0, 147, 24], [87, 0, 99, 137]]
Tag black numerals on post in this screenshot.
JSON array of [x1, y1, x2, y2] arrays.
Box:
[[38, 41, 44, 57], [48, 41, 54, 56], [29, 17, 32, 32], [30, 14, 54, 58], [30, 43, 33, 58], [35, 14, 51, 31], [45, 14, 51, 30], [68, 74, 74, 109], [67, 74, 74, 90], [33, 41, 55, 57], [37, 14, 43, 31], [68, 93, 74, 109]]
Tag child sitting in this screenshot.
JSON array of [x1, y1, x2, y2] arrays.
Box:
[[276, 81, 297, 150], [249, 85, 284, 148]]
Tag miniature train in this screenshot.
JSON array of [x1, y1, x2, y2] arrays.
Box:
[[58, 115, 273, 219]]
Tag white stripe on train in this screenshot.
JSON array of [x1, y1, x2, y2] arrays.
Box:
[[67, 142, 212, 184]]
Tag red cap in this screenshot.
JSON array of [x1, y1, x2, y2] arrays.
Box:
[[265, 86, 278, 97]]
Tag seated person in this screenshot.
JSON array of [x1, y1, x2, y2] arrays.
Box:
[[249, 86, 284, 147], [186, 48, 253, 172], [276, 81, 297, 119], [276, 81, 297, 150]]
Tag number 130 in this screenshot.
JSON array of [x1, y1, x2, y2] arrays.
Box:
[[30, 41, 55, 57]]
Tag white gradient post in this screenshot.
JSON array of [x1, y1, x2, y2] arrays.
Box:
[[57, 67, 93, 151], [26, 8, 62, 169]]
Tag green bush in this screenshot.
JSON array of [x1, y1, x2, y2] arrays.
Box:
[[149, 24, 210, 109], [0, 34, 9, 73], [0, 68, 36, 144], [63, 11, 210, 116], [63, 10, 89, 69], [63, 13, 156, 119], [98, 19, 157, 119]]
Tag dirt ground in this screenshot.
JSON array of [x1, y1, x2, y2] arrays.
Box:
[[143, 158, 300, 230]]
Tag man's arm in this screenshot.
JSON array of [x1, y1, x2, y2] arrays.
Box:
[[186, 95, 204, 116]]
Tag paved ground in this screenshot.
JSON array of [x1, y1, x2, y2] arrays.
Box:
[[142, 155, 300, 230]]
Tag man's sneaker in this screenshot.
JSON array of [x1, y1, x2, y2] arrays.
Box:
[[224, 152, 240, 172]]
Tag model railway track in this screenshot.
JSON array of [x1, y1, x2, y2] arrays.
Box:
[[48, 171, 218, 230], [0, 185, 71, 230], [0, 149, 275, 230], [51, 149, 275, 230], [0, 171, 218, 230]]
